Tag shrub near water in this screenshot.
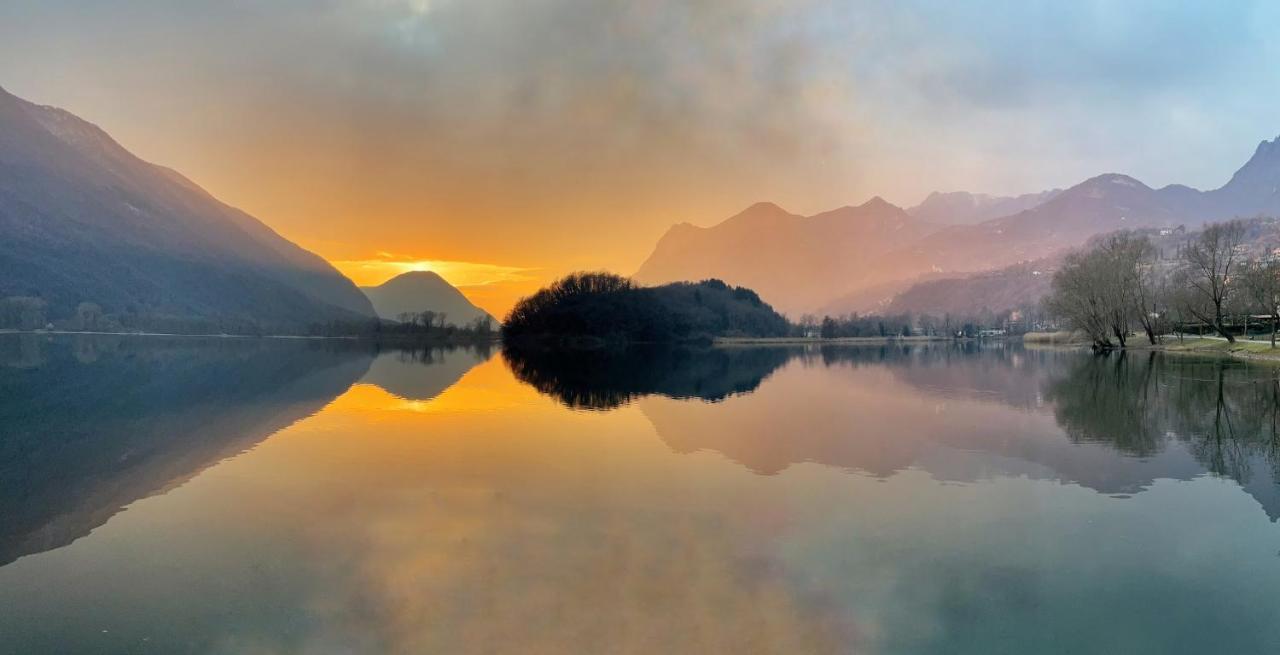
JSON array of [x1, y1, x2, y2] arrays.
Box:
[[501, 272, 789, 343]]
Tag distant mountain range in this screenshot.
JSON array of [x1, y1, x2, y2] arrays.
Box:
[[637, 136, 1280, 316], [635, 198, 932, 314], [361, 271, 496, 326], [0, 87, 374, 333], [907, 189, 1062, 226]]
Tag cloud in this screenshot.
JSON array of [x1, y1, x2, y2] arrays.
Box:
[[1, 0, 1278, 285]]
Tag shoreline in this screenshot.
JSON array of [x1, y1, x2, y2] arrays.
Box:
[[0, 329, 499, 345], [1136, 337, 1280, 364], [714, 335, 954, 346], [1021, 331, 1280, 364]]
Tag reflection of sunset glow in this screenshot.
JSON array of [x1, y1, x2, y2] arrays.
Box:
[[337, 360, 545, 416]]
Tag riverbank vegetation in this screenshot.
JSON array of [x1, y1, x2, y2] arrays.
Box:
[[1044, 219, 1280, 351]]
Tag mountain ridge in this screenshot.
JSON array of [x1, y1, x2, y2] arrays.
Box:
[[361, 270, 496, 326], [636, 134, 1280, 316], [0, 86, 374, 332]]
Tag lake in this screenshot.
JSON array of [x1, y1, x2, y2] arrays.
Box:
[[2, 334, 1280, 654]]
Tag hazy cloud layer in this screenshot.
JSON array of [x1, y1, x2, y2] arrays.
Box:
[[2, 1, 1278, 289]]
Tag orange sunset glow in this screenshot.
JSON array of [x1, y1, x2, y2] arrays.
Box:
[[9, 3, 1280, 654], [329, 255, 540, 318]]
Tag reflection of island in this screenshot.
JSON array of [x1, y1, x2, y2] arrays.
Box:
[[501, 345, 795, 409], [0, 334, 373, 566], [360, 343, 493, 401]]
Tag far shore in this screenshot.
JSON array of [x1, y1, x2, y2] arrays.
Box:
[[714, 335, 952, 346], [0, 328, 499, 344]]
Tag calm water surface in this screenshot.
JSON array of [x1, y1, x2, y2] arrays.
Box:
[[2, 334, 1280, 653]]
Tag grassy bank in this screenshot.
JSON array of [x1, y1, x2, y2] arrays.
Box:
[[1026, 329, 1280, 363], [1022, 331, 1083, 345], [1147, 336, 1280, 363]]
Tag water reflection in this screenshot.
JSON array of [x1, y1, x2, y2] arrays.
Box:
[[0, 334, 372, 565], [508, 342, 1280, 515], [363, 342, 494, 401], [502, 344, 793, 409], [0, 335, 493, 566], [4, 337, 1280, 653], [1045, 352, 1280, 517]]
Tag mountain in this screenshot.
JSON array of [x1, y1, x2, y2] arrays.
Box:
[[361, 270, 496, 326], [1206, 136, 1280, 216], [0, 86, 373, 333], [638, 135, 1280, 316], [881, 260, 1055, 318], [633, 198, 937, 315], [907, 189, 1061, 225]]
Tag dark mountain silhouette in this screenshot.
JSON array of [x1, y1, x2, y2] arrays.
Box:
[[0, 334, 373, 566], [0, 87, 374, 332], [637, 136, 1280, 315], [907, 189, 1061, 225], [361, 270, 495, 326]]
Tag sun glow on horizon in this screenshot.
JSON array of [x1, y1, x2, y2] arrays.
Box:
[[333, 253, 537, 288], [331, 253, 543, 318]]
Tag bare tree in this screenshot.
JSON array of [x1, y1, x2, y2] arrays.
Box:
[[1241, 256, 1280, 347], [1123, 236, 1164, 345], [1045, 248, 1118, 350], [1180, 220, 1246, 343], [1045, 232, 1163, 349]]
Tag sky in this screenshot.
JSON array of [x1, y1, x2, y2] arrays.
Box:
[[2, 1, 1279, 316]]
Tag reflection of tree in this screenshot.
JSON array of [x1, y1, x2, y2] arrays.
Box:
[[1045, 352, 1166, 456], [502, 345, 794, 410], [378, 341, 493, 367], [1044, 352, 1280, 490]]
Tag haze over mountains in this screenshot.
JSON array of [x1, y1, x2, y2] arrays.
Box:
[[0, 87, 373, 333], [361, 271, 496, 326], [637, 136, 1280, 316], [907, 189, 1062, 226]]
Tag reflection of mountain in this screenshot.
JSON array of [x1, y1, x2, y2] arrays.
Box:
[[359, 344, 493, 401], [0, 334, 372, 565], [629, 344, 1280, 518], [502, 345, 794, 410]]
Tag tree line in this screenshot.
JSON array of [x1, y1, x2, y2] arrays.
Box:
[[1045, 219, 1280, 350]]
